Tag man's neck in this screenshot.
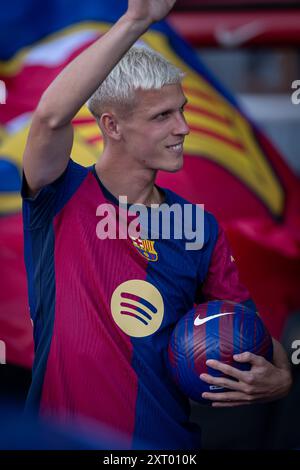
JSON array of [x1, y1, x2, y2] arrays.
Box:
[[95, 155, 165, 207]]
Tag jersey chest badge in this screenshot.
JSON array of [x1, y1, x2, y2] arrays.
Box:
[[130, 236, 158, 262]]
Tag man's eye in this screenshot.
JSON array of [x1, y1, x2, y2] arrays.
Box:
[[156, 111, 170, 120]]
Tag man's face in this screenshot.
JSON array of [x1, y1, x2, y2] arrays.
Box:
[[118, 83, 190, 173]]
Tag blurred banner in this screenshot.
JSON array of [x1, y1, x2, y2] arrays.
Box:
[[169, 10, 300, 47], [0, 0, 300, 368]]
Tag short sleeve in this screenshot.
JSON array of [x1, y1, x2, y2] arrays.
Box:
[[22, 159, 87, 229], [201, 224, 254, 305]]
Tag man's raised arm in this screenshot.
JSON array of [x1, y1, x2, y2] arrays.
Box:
[[23, 0, 176, 194]]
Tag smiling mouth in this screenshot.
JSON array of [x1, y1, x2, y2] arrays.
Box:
[[166, 143, 183, 152]]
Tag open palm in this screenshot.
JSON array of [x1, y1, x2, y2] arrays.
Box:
[[126, 0, 177, 24]]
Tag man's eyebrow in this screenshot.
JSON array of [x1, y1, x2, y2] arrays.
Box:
[[150, 98, 189, 118]]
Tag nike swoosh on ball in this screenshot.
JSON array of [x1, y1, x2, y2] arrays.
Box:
[[194, 311, 235, 326]]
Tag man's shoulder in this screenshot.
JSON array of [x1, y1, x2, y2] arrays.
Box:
[[163, 187, 218, 225], [161, 187, 220, 249], [66, 158, 91, 176], [45, 158, 91, 194], [22, 159, 93, 228]]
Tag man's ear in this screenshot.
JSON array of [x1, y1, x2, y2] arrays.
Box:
[[99, 113, 122, 141]]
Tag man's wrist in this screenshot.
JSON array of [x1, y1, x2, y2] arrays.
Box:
[[120, 12, 153, 36], [277, 365, 292, 396]]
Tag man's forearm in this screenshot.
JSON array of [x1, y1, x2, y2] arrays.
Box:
[[37, 14, 151, 128]]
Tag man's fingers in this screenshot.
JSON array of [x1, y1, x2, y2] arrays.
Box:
[[202, 391, 247, 402], [200, 373, 245, 392], [233, 352, 266, 366], [202, 391, 267, 403], [212, 395, 268, 407], [206, 359, 247, 381], [211, 401, 251, 408]]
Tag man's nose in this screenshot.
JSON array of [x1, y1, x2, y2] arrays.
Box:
[[173, 112, 190, 136]]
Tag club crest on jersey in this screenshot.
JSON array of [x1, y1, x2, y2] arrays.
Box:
[[130, 237, 158, 262]]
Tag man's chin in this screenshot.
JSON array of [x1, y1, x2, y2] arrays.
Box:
[[159, 160, 184, 173], [165, 166, 182, 173]]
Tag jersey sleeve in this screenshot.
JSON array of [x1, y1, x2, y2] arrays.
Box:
[[201, 223, 256, 309], [21, 159, 86, 229]]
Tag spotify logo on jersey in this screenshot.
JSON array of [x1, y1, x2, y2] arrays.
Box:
[[111, 280, 164, 337]]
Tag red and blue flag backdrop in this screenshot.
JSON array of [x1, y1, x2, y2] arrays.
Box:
[[0, 0, 300, 368]]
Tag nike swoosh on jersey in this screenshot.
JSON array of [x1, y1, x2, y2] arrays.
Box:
[[194, 311, 235, 326]]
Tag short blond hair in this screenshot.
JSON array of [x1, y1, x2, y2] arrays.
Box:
[[87, 46, 185, 119]]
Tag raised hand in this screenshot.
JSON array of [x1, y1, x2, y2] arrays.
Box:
[[125, 0, 177, 25]]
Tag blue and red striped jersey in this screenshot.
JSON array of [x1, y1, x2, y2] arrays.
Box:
[[22, 159, 254, 449]]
